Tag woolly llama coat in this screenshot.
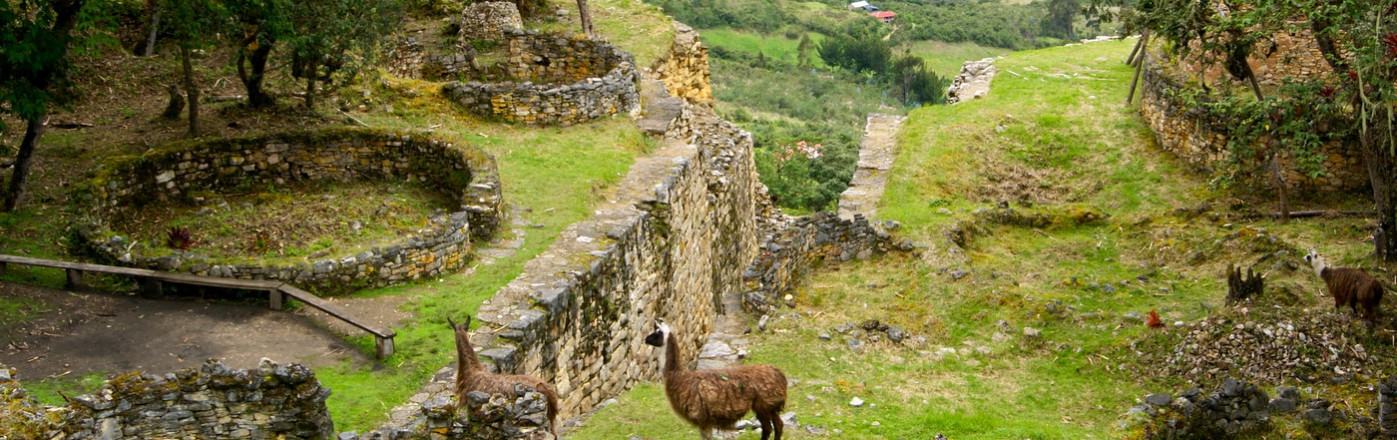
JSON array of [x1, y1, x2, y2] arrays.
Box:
[[645, 320, 787, 440], [450, 316, 561, 437]]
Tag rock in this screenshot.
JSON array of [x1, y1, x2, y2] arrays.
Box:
[[758, 315, 770, 331], [1023, 327, 1042, 338], [1304, 408, 1333, 425], [860, 320, 880, 331], [1123, 312, 1144, 323], [780, 411, 798, 427], [886, 326, 906, 343], [734, 420, 758, 430], [846, 338, 864, 351], [1221, 378, 1243, 397], [818, 333, 831, 341], [1145, 393, 1172, 406], [1276, 386, 1299, 400], [1268, 398, 1297, 413], [850, 397, 864, 407]]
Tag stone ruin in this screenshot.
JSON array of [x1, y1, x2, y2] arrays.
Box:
[[947, 57, 998, 104], [1130, 376, 1397, 438], [460, 2, 523, 42], [68, 128, 503, 295]]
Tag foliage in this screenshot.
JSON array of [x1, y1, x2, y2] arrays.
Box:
[[755, 140, 854, 212], [817, 28, 890, 74], [0, 0, 86, 126], [886, 0, 1053, 50], [647, 0, 793, 34], [287, 0, 402, 109], [1041, 0, 1080, 40]]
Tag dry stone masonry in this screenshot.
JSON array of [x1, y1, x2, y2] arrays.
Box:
[[742, 213, 910, 314], [459, 2, 522, 42], [345, 366, 554, 440], [837, 113, 905, 220], [69, 128, 503, 295], [442, 29, 640, 125], [1139, 53, 1367, 195], [0, 359, 334, 440], [947, 57, 998, 104], [652, 22, 713, 105]]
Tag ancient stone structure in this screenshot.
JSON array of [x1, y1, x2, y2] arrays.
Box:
[[346, 368, 554, 440], [652, 22, 713, 105], [387, 38, 478, 81], [838, 113, 905, 220], [1131, 378, 1274, 438], [742, 212, 907, 314], [69, 128, 503, 295], [1175, 20, 1332, 87], [1138, 55, 1367, 194], [460, 2, 522, 42], [0, 360, 334, 439], [947, 57, 998, 104], [442, 30, 640, 125]]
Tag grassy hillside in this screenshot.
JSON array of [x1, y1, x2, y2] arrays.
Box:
[[572, 38, 1395, 439]]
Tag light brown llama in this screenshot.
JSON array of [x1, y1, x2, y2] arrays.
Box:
[[1304, 249, 1387, 325], [644, 319, 787, 440], [449, 316, 560, 437]]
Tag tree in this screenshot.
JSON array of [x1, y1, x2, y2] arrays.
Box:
[[577, 0, 593, 36], [1041, 0, 1080, 40], [287, 0, 401, 111], [0, 0, 87, 212], [161, 0, 224, 136], [225, 0, 290, 108], [889, 55, 948, 106], [796, 34, 813, 68]]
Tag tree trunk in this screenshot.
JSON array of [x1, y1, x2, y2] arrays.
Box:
[[1126, 29, 1148, 66], [143, 9, 160, 56], [1126, 36, 1148, 104], [577, 0, 594, 37], [237, 38, 275, 108], [1271, 154, 1289, 222], [3, 115, 46, 212], [181, 45, 199, 137], [1361, 108, 1397, 261], [304, 58, 318, 111]]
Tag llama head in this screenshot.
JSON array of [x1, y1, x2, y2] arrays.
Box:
[[1303, 248, 1327, 275], [448, 315, 472, 332], [644, 319, 670, 347]]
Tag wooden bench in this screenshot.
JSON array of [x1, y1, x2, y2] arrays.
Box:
[[0, 254, 396, 359]]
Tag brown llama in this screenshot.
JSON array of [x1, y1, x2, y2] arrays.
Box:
[[1304, 249, 1387, 325], [643, 319, 787, 440], [449, 316, 561, 437]]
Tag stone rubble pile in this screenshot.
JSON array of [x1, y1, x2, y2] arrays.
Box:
[[1164, 312, 1377, 384]]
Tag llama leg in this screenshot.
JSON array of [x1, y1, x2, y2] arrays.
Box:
[[699, 427, 713, 440], [771, 410, 784, 440], [757, 413, 773, 440]]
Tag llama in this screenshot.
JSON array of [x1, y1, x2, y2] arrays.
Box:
[[1304, 249, 1387, 324], [643, 319, 788, 440], [449, 316, 561, 437]]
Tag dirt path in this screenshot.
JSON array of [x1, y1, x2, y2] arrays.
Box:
[[0, 282, 369, 380]]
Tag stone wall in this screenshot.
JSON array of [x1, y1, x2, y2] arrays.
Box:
[[741, 212, 908, 314], [1382, 375, 1397, 437], [1178, 20, 1334, 87], [652, 22, 713, 105], [463, 100, 761, 420], [1138, 55, 1368, 194], [69, 128, 503, 295], [0, 360, 334, 439], [947, 57, 998, 104], [442, 30, 640, 125], [460, 2, 522, 42]]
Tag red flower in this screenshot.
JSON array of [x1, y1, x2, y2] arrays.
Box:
[[1146, 310, 1164, 328]]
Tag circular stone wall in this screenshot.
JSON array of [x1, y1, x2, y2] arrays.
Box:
[[442, 29, 639, 126], [69, 128, 503, 295]]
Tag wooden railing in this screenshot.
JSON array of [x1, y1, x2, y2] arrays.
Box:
[[0, 254, 396, 359]]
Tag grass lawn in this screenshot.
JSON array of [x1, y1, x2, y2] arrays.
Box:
[[573, 38, 1396, 439]]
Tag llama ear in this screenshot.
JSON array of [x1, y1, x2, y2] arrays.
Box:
[[447, 317, 456, 330]]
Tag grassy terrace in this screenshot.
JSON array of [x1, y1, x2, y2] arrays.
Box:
[[574, 39, 1394, 439]]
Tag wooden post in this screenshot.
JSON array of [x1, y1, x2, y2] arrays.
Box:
[[376, 335, 395, 359], [0, 261, 7, 277], [270, 289, 284, 310], [65, 268, 85, 291]]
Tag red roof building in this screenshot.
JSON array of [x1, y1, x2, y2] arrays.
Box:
[[870, 11, 896, 23]]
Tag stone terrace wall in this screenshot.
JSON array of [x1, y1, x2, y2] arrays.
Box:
[[1139, 55, 1367, 194], [465, 102, 761, 420], [741, 213, 907, 314], [653, 22, 713, 105], [0, 360, 333, 439], [70, 128, 503, 295], [1179, 20, 1333, 87], [442, 30, 640, 125]]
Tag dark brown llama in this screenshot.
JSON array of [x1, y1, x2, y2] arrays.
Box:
[[1304, 249, 1387, 325], [643, 319, 787, 440], [449, 316, 561, 437]]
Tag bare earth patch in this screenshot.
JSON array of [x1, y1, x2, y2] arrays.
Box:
[[0, 282, 369, 380]]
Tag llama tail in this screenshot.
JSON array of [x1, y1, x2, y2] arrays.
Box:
[[546, 390, 560, 438]]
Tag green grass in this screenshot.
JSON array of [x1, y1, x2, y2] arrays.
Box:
[[895, 39, 1010, 79], [23, 372, 108, 406], [578, 38, 1395, 439], [700, 29, 826, 68], [535, 0, 676, 68]]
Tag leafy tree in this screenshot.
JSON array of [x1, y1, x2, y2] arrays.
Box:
[[287, 0, 401, 110], [0, 0, 87, 212], [1041, 0, 1079, 40], [818, 33, 890, 74], [889, 55, 948, 106], [796, 34, 813, 68]]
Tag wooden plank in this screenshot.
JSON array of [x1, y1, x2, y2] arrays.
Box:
[[65, 269, 85, 291], [280, 286, 396, 339], [0, 254, 157, 277], [147, 272, 283, 291]]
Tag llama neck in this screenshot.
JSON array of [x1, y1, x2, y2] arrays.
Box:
[[456, 330, 484, 374], [664, 333, 685, 374], [1312, 259, 1328, 278]]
